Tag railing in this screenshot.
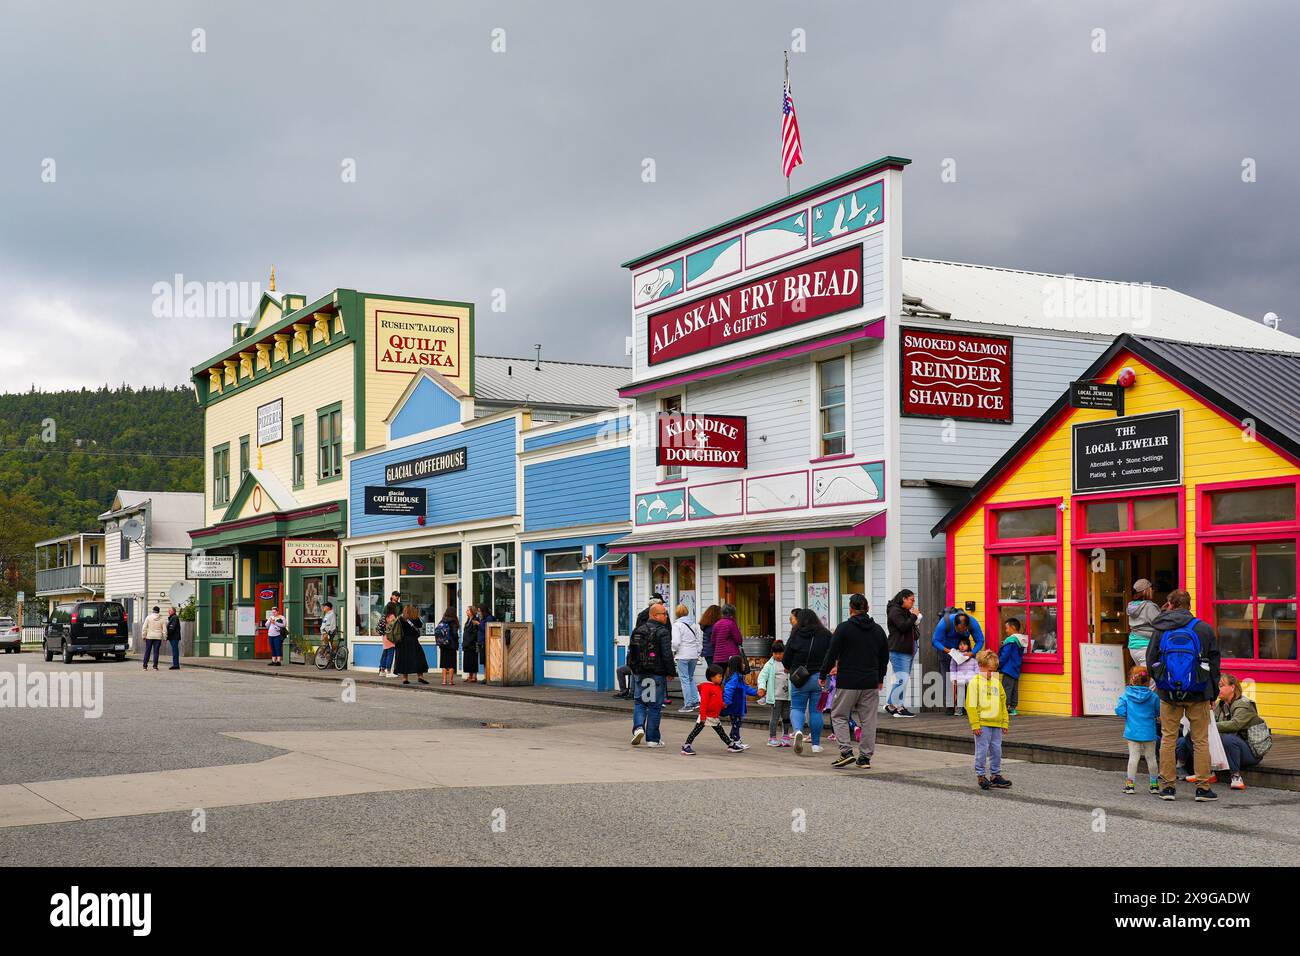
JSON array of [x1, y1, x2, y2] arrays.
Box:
[[35, 564, 106, 595]]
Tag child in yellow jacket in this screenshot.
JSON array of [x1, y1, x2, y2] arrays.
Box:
[[967, 649, 1012, 791]]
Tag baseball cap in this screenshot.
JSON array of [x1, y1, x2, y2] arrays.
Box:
[[1133, 578, 1153, 593]]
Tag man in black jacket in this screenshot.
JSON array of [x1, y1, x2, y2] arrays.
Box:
[[821, 593, 889, 769], [627, 602, 674, 748], [1146, 589, 1221, 802], [165, 607, 182, 670]]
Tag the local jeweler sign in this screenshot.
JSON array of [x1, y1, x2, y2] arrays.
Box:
[[1072, 410, 1182, 494], [283, 539, 340, 568], [647, 245, 863, 366], [657, 413, 748, 468], [384, 446, 468, 484]]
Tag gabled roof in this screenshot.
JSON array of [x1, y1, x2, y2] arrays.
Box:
[[382, 367, 469, 424], [930, 334, 1300, 537], [220, 468, 301, 524], [474, 355, 629, 411], [901, 258, 1300, 352], [98, 491, 205, 549]]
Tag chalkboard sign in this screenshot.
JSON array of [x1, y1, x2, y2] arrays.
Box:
[[1072, 410, 1181, 494], [1080, 643, 1127, 716]]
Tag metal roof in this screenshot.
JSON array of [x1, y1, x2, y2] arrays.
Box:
[[98, 491, 205, 550], [473, 355, 629, 411], [607, 508, 886, 552], [902, 258, 1300, 352]]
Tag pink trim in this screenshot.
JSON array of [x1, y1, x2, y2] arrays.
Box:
[[745, 470, 809, 514], [685, 236, 742, 291], [686, 479, 744, 519], [945, 527, 955, 607], [655, 477, 687, 487], [983, 498, 1065, 672], [743, 210, 809, 270], [809, 452, 854, 465], [1195, 475, 1300, 536], [809, 178, 886, 247], [862, 318, 885, 338], [608, 512, 886, 554], [1071, 487, 1186, 548], [810, 459, 887, 509], [620, 324, 883, 398]]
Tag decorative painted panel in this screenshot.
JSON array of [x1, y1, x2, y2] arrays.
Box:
[[744, 210, 808, 268], [811, 179, 884, 245], [688, 480, 743, 519], [635, 488, 686, 525], [633, 259, 683, 308], [686, 236, 742, 289], [812, 460, 885, 507], [746, 471, 808, 513]]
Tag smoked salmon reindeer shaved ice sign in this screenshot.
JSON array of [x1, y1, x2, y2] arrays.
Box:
[[375, 310, 462, 378], [900, 328, 1014, 423]]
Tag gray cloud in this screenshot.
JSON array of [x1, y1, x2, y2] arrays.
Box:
[[1, 0, 1296, 391]]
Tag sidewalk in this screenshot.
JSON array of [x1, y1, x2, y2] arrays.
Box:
[[180, 657, 1300, 792]]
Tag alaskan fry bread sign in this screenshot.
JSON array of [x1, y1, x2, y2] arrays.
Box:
[[900, 327, 1013, 422], [375, 310, 462, 378]]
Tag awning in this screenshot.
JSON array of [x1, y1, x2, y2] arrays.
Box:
[[606, 508, 886, 554]]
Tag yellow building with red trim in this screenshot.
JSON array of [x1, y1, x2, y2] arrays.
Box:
[[936, 334, 1300, 735]]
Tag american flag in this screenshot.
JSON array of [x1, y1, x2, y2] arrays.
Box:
[[781, 76, 804, 179]]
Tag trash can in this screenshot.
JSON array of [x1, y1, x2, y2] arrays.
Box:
[[485, 622, 533, 686]]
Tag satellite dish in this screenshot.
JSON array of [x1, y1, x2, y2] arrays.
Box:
[[120, 518, 146, 543], [169, 580, 195, 608]]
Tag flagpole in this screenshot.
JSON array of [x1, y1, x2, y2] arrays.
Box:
[[784, 51, 791, 196]]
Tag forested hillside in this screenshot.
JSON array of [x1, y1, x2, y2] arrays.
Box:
[[0, 385, 203, 613]]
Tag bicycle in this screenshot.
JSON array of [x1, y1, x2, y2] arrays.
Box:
[[315, 633, 348, 671]]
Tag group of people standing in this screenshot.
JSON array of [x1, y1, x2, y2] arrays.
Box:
[[375, 590, 492, 686], [141, 605, 183, 670]]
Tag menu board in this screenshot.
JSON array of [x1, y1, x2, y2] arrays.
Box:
[[1080, 643, 1126, 716]]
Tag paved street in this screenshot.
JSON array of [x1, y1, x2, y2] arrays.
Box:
[[1, 655, 1297, 866]]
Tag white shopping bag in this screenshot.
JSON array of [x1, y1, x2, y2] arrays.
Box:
[[1181, 713, 1230, 771]]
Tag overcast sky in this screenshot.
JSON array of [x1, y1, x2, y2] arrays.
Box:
[[1, 0, 1296, 392]]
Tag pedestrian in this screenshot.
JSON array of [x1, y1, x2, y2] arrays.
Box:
[[784, 608, 833, 755], [611, 663, 633, 699], [636, 595, 665, 629], [1126, 578, 1161, 669], [628, 601, 674, 748], [320, 600, 340, 659], [1114, 665, 1160, 795], [709, 603, 744, 667], [681, 664, 743, 755], [787, 608, 802, 637], [998, 617, 1025, 715], [821, 593, 889, 770], [951, 636, 979, 718], [671, 603, 703, 713], [1147, 588, 1220, 802], [1177, 674, 1270, 792], [698, 604, 721, 665], [142, 605, 165, 671], [968, 649, 1012, 790], [720, 655, 757, 749], [264, 607, 287, 667], [165, 606, 182, 670], [757, 640, 792, 746], [461, 604, 480, 682], [382, 590, 402, 621], [378, 610, 398, 677], [931, 609, 985, 715], [394, 604, 430, 686], [884, 588, 921, 717], [433, 607, 459, 685]]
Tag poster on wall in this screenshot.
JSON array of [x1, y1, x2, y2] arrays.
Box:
[[647, 245, 864, 366], [900, 327, 1014, 423], [806, 583, 830, 628], [1072, 410, 1182, 494], [1080, 643, 1127, 716], [657, 413, 747, 468], [375, 310, 462, 379], [235, 606, 256, 637], [256, 398, 283, 446]]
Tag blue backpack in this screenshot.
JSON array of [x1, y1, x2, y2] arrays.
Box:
[[1154, 618, 1208, 699]]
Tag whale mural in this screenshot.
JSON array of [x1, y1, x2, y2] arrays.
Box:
[[688, 480, 743, 518], [745, 210, 807, 266], [686, 237, 741, 288], [812, 461, 885, 506]]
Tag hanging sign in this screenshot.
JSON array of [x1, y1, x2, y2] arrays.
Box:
[[646, 245, 864, 366], [900, 328, 1014, 422], [1070, 381, 1124, 414], [364, 486, 428, 516], [384, 447, 468, 484], [375, 310, 463, 378], [1072, 410, 1182, 494], [283, 539, 340, 568], [256, 398, 283, 446], [186, 554, 235, 580], [656, 413, 748, 468]]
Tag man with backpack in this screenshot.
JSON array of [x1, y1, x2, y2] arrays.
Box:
[[1147, 589, 1221, 802], [627, 601, 674, 748]]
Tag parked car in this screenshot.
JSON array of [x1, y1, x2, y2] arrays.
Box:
[[44, 601, 129, 663], [0, 617, 20, 653]]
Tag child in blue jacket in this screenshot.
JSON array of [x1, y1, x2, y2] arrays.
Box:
[[998, 618, 1026, 716], [721, 655, 758, 750], [1114, 666, 1161, 794]]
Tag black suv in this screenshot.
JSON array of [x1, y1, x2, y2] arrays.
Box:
[[44, 601, 130, 663]]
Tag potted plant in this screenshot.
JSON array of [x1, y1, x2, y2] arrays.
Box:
[[287, 633, 312, 665]]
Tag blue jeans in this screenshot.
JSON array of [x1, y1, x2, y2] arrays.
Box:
[[1177, 731, 1260, 775], [788, 671, 823, 745], [379, 646, 395, 671], [887, 651, 913, 708], [975, 727, 1003, 776], [268, 633, 284, 658], [632, 674, 667, 743], [168, 639, 180, 668], [676, 659, 699, 708]]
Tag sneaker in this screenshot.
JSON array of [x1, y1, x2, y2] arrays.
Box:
[[680, 744, 696, 756], [1230, 774, 1246, 791], [1186, 773, 1218, 785], [677, 706, 695, 713], [793, 731, 805, 754], [611, 692, 631, 699], [1149, 781, 1161, 795], [781, 734, 792, 746], [990, 775, 1012, 789], [856, 754, 872, 769], [826, 733, 837, 743], [734, 741, 750, 750], [631, 727, 645, 746], [977, 775, 991, 791], [646, 741, 665, 749], [1195, 787, 1218, 802], [1007, 708, 1018, 717], [1159, 787, 1177, 801], [831, 751, 857, 768], [894, 707, 916, 718], [954, 707, 965, 718], [1122, 780, 1136, 795], [884, 704, 898, 715], [727, 742, 745, 753], [811, 744, 823, 754], [946, 707, 955, 716], [766, 738, 781, 747]]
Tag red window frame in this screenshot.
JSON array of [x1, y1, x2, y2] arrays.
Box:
[[1195, 476, 1300, 683], [985, 499, 1064, 672]]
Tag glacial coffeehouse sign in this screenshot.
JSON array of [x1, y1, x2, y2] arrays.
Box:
[[647, 245, 864, 366], [364, 485, 428, 516], [657, 412, 748, 468], [385, 447, 468, 485], [1072, 410, 1182, 494]]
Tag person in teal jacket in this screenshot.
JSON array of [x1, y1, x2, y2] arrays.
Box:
[[932, 610, 985, 715], [1114, 666, 1161, 794], [998, 618, 1026, 715], [720, 655, 758, 749]]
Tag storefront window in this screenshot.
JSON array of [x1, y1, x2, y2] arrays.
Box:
[[1210, 485, 1296, 526], [993, 506, 1056, 539], [717, 551, 775, 569], [210, 584, 229, 635], [650, 559, 671, 603], [353, 556, 383, 637], [1085, 501, 1124, 534], [1084, 495, 1178, 534], [818, 357, 846, 457], [676, 556, 696, 615], [996, 551, 1059, 655], [1133, 495, 1178, 531], [545, 552, 584, 573], [615, 578, 631, 637], [1211, 541, 1298, 661], [804, 548, 830, 626], [544, 579, 584, 653], [661, 394, 683, 480], [837, 547, 865, 620], [442, 551, 460, 577], [397, 549, 439, 632], [472, 542, 516, 621]]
